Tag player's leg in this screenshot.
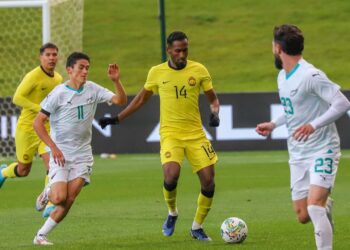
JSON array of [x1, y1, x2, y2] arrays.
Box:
[[190, 165, 215, 241], [34, 158, 87, 246], [290, 159, 310, 223], [50, 178, 85, 222], [160, 137, 184, 236], [0, 161, 32, 188], [306, 152, 339, 250], [293, 198, 310, 223], [163, 162, 181, 215], [33, 181, 67, 245], [49, 159, 92, 223], [162, 161, 181, 236], [38, 141, 56, 217], [34, 178, 85, 245], [0, 130, 38, 188], [35, 152, 50, 211], [34, 158, 68, 245], [307, 186, 332, 250], [187, 138, 217, 241]]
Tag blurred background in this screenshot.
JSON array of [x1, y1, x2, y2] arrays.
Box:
[[1, 0, 350, 96]]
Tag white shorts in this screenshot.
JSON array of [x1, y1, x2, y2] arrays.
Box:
[[48, 157, 93, 186], [289, 151, 340, 201]]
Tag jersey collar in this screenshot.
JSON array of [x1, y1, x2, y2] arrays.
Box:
[[65, 84, 84, 93], [40, 66, 55, 78], [167, 60, 187, 70], [286, 63, 300, 80]]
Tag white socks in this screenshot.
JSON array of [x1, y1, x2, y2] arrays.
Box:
[[37, 217, 58, 236], [191, 221, 202, 230], [169, 209, 178, 217], [307, 205, 332, 250]]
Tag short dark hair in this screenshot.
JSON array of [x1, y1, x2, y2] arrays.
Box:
[[167, 31, 188, 45], [66, 52, 90, 68], [273, 24, 304, 55], [39, 42, 58, 54]]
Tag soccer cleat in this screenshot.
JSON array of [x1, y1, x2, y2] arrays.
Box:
[[162, 215, 178, 236], [0, 164, 7, 188], [33, 234, 53, 245], [190, 228, 212, 241], [36, 189, 49, 211], [326, 197, 334, 231], [43, 204, 56, 218]]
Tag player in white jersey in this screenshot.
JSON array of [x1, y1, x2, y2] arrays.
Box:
[[256, 24, 350, 250], [32, 52, 127, 245]]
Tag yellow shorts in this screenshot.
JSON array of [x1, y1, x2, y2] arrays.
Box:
[[15, 128, 48, 164], [160, 136, 218, 173]]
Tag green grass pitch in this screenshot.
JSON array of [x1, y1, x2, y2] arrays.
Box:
[[1, 150, 350, 249]]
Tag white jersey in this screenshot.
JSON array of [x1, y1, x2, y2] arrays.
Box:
[[277, 59, 340, 159], [41, 81, 114, 160]]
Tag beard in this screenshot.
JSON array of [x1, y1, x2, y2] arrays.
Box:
[[174, 59, 187, 69], [274, 54, 283, 70]]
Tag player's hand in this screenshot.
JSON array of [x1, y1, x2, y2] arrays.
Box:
[[293, 124, 315, 142], [255, 122, 275, 136], [108, 64, 120, 82], [99, 116, 119, 129], [209, 112, 220, 127], [51, 145, 65, 167]]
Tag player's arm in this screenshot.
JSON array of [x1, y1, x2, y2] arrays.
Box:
[[310, 91, 350, 128], [13, 75, 41, 112], [293, 72, 350, 141], [107, 64, 128, 105], [256, 114, 286, 137], [33, 111, 65, 166], [99, 88, 153, 129], [118, 88, 153, 121], [204, 89, 220, 127], [293, 90, 350, 141]]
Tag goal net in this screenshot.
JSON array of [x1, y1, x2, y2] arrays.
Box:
[[0, 0, 84, 158]]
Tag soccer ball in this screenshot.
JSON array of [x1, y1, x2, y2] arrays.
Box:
[[220, 217, 248, 243]]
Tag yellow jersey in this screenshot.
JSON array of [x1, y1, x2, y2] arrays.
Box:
[[144, 60, 213, 140], [13, 66, 62, 131]]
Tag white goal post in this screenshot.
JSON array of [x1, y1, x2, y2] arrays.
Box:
[[0, 1, 51, 43]]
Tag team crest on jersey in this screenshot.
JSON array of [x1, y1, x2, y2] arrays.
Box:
[[23, 154, 29, 161], [165, 151, 171, 158], [188, 76, 196, 86]]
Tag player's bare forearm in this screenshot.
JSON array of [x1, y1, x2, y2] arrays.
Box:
[[33, 113, 56, 149], [111, 79, 127, 105], [205, 89, 220, 114], [33, 112, 65, 166], [118, 88, 153, 122], [108, 64, 128, 105]]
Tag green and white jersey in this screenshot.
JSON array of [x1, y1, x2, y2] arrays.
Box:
[[41, 81, 114, 160], [277, 59, 340, 160]]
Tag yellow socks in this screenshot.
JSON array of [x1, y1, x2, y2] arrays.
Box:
[[1, 162, 18, 178], [163, 186, 177, 215], [193, 192, 213, 228]]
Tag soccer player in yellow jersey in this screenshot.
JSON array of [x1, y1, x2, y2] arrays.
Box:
[[0, 43, 62, 213], [99, 31, 220, 241]]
